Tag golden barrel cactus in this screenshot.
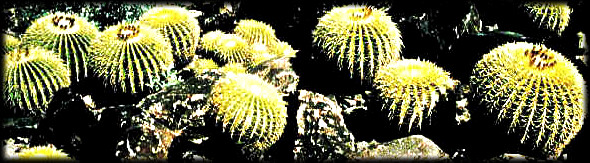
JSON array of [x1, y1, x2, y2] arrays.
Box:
[[87, 22, 173, 94], [140, 6, 201, 66], [374, 59, 455, 132], [2, 46, 71, 115], [206, 73, 288, 155], [470, 42, 586, 158], [22, 12, 99, 83], [522, 1, 572, 35], [2, 34, 21, 54], [234, 19, 279, 47], [313, 5, 403, 84]]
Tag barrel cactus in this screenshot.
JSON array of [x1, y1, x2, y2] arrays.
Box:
[[184, 58, 219, 73], [2, 46, 71, 115], [374, 59, 455, 132], [234, 19, 279, 47], [12, 145, 72, 160], [313, 5, 403, 84], [470, 42, 586, 158], [206, 73, 288, 159], [201, 31, 253, 66], [140, 6, 201, 66], [87, 22, 173, 94], [522, 1, 572, 35], [22, 12, 99, 83]]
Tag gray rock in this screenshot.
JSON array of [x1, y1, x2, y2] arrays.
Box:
[[248, 56, 299, 96], [115, 71, 222, 160], [294, 90, 356, 162], [349, 135, 451, 162]]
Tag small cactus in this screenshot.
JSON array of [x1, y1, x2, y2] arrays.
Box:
[[201, 31, 253, 66], [234, 19, 279, 47], [184, 58, 219, 73], [470, 42, 586, 158], [313, 5, 403, 84], [140, 6, 201, 66], [522, 1, 572, 35], [87, 22, 173, 94], [206, 73, 288, 156], [374, 59, 455, 132], [22, 12, 99, 83], [12, 145, 72, 160], [2, 46, 71, 115]]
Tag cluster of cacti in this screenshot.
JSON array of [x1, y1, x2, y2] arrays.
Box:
[[206, 72, 288, 157], [374, 59, 455, 132], [522, 1, 572, 35], [470, 42, 585, 158], [87, 22, 173, 94], [200, 19, 297, 68], [21, 12, 99, 83], [312, 5, 403, 84], [11, 145, 72, 160], [140, 6, 201, 66], [2, 34, 21, 54], [2, 46, 71, 115]]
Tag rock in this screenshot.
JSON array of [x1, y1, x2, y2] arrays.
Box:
[[294, 90, 356, 162], [115, 71, 222, 160], [248, 56, 299, 96], [485, 153, 540, 162], [36, 87, 99, 159], [349, 135, 451, 161]]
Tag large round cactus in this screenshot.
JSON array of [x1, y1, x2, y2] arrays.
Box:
[[470, 42, 586, 158], [2, 46, 71, 115], [140, 6, 201, 66], [22, 12, 99, 83], [87, 22, 173, 94], [206, 72, 288, 156], [374, 59, 455, 132], [312, 5, 403, 84]]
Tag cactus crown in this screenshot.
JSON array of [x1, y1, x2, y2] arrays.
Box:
[[88, 22, 173, 94], [313, 5, 403, 84], [470, 42, 585, 158]]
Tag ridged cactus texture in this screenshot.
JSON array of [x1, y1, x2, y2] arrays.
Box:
[[12, 145, 72, 160], [201, 30, 253, 65], [2, 34, 21, 54], [522, 1, 572, 35], [22, 12, 99, 83], [206, 73, 288, 158], [140, 6, 201, 66], [374, 59, 455, 132], [470, 42, 586, 158], [87, 22, 173, 94], [2, 46, 71, 115], [313, 5, 403, 84], [234, 19, 279, 48]]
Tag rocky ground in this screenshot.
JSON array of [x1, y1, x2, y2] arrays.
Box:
[[2, 0, 588, 162]]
